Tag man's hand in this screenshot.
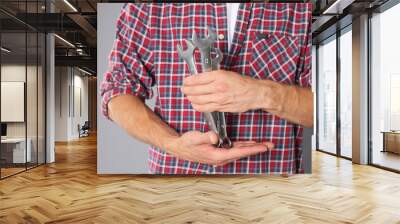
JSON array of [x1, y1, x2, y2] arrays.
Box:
[[181, 69, 314, 127], [181, 70, 262, 113], [166, 131, 273, 166]]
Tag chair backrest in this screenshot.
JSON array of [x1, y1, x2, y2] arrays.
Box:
[[82, 121, 90, 129]]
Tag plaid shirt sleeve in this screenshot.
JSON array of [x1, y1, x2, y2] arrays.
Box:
[[100, 4, 154, 120]]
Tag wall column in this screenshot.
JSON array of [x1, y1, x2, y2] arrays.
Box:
[[352, 14, 369, 164]]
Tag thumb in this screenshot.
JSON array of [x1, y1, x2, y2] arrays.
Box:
[[206, 131, 219, 145], [191, 131, 219, 145], [262, 142, 274, 150]]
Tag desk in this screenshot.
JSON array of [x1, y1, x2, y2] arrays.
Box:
[[1, 138, 31, 164], [382, 131, 400, 154]]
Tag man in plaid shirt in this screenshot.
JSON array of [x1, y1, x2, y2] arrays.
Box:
[[101, 3, 313, 174]]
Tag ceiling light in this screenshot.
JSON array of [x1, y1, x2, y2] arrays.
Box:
[[323, 0, 355, 15], [54, 34, 75, 48], [1, 47, 11, 53], [63, 0, 78, 12], [78, 67, 93, 76]]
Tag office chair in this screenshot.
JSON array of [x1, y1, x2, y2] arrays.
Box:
[[79, 121, 90, 138]]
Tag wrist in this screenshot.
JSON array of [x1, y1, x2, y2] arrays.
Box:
[[162, 134, 181, 153], [258, 80, 287, 113], [246, 77, 269, 111]]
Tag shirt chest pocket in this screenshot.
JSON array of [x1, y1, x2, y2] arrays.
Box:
[[250, 33, 300, 84]]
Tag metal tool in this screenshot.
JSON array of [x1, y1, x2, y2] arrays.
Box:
[[211, 48, 232, 149], [177, 39, 220, 142], [176, 39, 197, 75], [177, 27, 232, 148]]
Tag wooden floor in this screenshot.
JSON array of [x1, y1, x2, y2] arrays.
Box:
[[1, 167, 26, 178], [372, 151, 400, 171], [1, 135, 400, 224]]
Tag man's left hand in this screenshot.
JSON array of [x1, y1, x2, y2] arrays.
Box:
[[181, 70, 263, 113]]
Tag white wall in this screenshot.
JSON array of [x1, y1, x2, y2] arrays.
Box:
[[1, 65, 38, 138], [54, 67, 89, 141], [1, 63, 46, 164], [312, 45, 317, 151], [55, 66, 68, 141], [71, 73, 89, 139]]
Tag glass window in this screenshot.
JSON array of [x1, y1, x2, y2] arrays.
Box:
[[371, 3, 400, 171], [317, 37, 336, 153], [317, 36, 337, 154], [38, 32, 46, 165], [0, 1, 46, 179], [1, 31, 28, 178], [27, 31, 38, 169], [339, 28, 352, 158]]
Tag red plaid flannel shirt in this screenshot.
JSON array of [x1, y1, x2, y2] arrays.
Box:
[[101, 3, 312, 174]]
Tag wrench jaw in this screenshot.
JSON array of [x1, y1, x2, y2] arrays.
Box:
[[218, 137, 233, 149], [177, 40, 198, 75], [192, 29, 216, 72], [176, 39, 196, 58]]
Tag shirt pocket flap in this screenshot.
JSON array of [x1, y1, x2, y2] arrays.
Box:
[[250, 32, 300, 84]]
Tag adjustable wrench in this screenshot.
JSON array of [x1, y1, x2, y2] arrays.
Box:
[[178, 27, 232, 148], [209, 47, 232, 148]]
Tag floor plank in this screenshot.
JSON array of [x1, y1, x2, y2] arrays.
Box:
[[0, 134, 399, 224]]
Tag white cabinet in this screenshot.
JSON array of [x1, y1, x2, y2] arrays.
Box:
[[1, 138, 32, 163]]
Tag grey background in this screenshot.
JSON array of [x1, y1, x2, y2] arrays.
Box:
[[97, 3, 312, 174], [97, 3, 150, 174]]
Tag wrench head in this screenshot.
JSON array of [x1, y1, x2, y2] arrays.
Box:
[[217, 137, 233, 149], [206, 26, 218, 41], [192, 26, 217, 50], [176, 39, 196, 59]]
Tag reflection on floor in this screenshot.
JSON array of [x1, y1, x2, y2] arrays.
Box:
[[0, 135, 400, 223], [373, 150, 400, 171], [0, 167, 25, 177], [0, 163, 42, 179]]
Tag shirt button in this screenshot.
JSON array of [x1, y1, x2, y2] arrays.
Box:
[[218, 34, 225, 40]]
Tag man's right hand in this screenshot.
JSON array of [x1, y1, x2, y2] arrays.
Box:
[[109, 95, 273, 167], [165, 131, 274, 166]]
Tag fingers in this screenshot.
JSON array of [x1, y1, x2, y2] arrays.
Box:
[[183, 71, 216, 86], [233, 141, 274, 150], [181, 132, 274, 166], [191, 103, 221, 112], [181, 83, 217, 96], [226, 143, 269, 160], [187, 94, 228, 105], [210, 142, 274, 166], [232, 141, 257, 147]]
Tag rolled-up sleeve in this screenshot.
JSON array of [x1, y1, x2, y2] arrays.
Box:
[[100, 4, 154, 120]]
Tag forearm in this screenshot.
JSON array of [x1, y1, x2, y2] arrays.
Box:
[[256, 80, 313, 128], [108, 94, 179, 150]]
